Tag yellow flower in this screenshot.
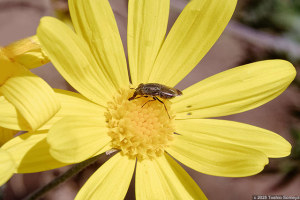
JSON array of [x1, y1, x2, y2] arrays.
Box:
[[3, 0, 296, 199], [0, 88, 106, 186], [0, 36, 60, 131], [0, 88, 106, 182], [0, 127, 17, 186], [0, 36, 62, 186]]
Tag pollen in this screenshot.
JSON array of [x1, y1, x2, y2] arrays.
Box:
[[105, 88, 175, 160]]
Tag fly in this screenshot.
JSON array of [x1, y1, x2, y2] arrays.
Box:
[[128, 83, 183, 119]]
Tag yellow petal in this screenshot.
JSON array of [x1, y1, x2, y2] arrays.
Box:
[[0, 53, 31, 131], [37, 17, 115, 106], [127, 0, 170, 85], [47, 117, 111, 163], [3, 35, 49, 69], [166, 134, 269, 177], [148, 0, 237, 85], [0, 95, 28, 130], [40, 89, 105, 130], [2, 132, 67, 173], [175, 119, 291, 158], [69, 0, 129, 89], [1, 69, 61, 131], [173, 60, 296, 119], [136, 153, 207, 200], [0, 89, 105, 131], [0, 127, 17, 146], [75, 153, 135, 200], [0, 149, 15, 186], [0, 50, 21, 85]]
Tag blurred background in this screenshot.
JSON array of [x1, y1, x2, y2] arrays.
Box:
[[0, 0, 300, 199]]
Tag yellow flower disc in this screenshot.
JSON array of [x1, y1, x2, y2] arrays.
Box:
[[105, 88, 175, 160]]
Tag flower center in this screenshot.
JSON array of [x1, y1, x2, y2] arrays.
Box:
[[105, 88, 175, 160]]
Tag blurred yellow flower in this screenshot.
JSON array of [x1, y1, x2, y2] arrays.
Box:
[[0, 127, 17, 186], [2, 0, 296, 199], [0, 36, 60, 131], [3, 35, 49, 69], [0, 36, 61, 186]]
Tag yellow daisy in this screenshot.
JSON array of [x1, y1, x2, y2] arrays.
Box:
[[0, 36, 63, 186], [0, 127, 18, 186], [5, 0, 295, 199], [0, 37, 105, 186], [0, 36, 60, 131]]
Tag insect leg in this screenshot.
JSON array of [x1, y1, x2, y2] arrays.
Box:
[[154, 97, 170, 119], [141, 98, 156, 108]]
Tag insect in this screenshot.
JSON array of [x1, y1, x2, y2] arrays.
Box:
[[128, 83, 183, 119]]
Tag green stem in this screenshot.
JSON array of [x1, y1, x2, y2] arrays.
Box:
[[24, 154, 103, 200]]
